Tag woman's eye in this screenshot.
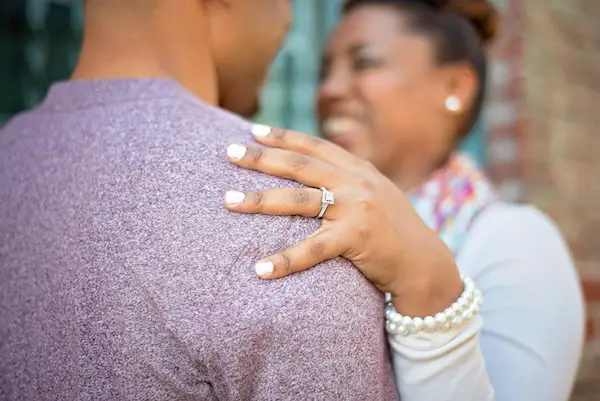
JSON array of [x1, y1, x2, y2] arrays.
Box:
[[353, 57, 381, 70]]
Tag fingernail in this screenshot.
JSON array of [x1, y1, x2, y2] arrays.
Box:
[[255, 261, 274, 276], [252, 124, 271, 138], [227, 144, 247, 161], [225, 190, 245, 205]]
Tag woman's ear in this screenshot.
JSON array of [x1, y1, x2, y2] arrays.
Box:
[[440, 63, 479, 115]]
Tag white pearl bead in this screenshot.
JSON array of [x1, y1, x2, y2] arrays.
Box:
[[398, 325, 410, 336], [434, 314, 447, 330], [423, 316, 436, 333], [384, 276, 481, 337], [412, 317, 423, 333]]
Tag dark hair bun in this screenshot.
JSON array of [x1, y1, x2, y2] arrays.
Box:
[[430, 0, 500, 43], [344, 0, 500, 43]]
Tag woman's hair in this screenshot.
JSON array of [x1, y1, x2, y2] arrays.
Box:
[[343, 0, 500, 137]]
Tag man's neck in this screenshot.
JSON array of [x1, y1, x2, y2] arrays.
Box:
[[71, 3, 218, 106]]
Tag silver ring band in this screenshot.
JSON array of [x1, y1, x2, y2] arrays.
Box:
[[316, 187, 335, 219]]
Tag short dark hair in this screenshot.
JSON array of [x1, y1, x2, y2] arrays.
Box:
[[344, 0, 500, 137]]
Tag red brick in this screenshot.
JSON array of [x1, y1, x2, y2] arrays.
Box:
[[507, 76, 523, 99], [486, 1, 600, 396], [550, 8, 588, 50], [586, 314, 596, 341], [583, 282, 600, 302]]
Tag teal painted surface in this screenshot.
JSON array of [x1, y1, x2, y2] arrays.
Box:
[[460, 122, 487, 166], [255, 0, 342, 136]]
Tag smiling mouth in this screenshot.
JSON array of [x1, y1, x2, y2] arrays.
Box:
[[321, 117, 363, 146]]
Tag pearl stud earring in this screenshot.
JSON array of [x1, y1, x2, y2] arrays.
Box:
[[445, 96, 461, 112]]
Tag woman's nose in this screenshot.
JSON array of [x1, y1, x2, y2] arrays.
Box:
[[319, 66, 351, 101]]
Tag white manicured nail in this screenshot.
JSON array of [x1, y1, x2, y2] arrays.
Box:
[[252, 124, 272, 138], [225, 191, 245, 205], [227, 144, 247, 161], [255, 261, 274, 276]]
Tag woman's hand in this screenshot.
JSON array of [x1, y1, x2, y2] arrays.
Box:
[[224, 125, 463, 317]]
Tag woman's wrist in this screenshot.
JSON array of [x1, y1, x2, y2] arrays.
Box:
[[389, 261, 463, 318], [387, 274, 481, 337]]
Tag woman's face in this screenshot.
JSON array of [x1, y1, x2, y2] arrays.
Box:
[[317, 6, 461, 185]]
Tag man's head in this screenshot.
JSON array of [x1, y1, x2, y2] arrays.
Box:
[[79, 0, 293, 117], [207, 0, 293, 116]]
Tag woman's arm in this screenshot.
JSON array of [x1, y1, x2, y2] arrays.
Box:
[[389, 205, 584, 401], [389, 316, 492, 400], [223, 125, 584, 400]]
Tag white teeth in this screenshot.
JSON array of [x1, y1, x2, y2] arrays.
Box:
[[323, 118, 360, 136]]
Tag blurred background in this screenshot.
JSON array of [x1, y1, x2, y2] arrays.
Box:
[[1, 0, 598, 398]]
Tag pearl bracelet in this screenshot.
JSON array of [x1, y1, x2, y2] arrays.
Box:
[[385, 276, 483, 336]]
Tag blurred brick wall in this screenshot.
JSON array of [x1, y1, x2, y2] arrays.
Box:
[[486, 0, 600, 399]]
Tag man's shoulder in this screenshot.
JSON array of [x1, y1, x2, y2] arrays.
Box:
[[118, 96, 301, 191], [2, 90, 250, 151], [156, 95, 256, 145]]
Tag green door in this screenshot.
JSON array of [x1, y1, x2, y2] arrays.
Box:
[[0, 0, 83, 126]]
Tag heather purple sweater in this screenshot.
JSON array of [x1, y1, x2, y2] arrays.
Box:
[[0, 79, 398, 400]]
